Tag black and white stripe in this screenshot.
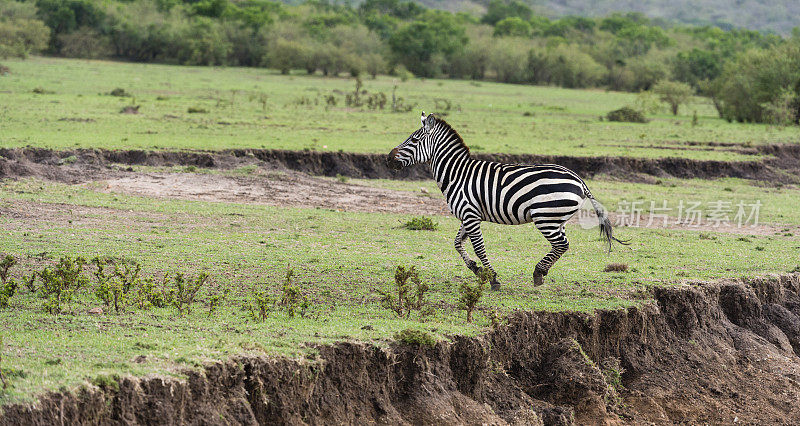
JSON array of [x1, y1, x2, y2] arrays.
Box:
[[388, 112, 626, 289]]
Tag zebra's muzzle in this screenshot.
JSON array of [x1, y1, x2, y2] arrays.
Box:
[[387, 148, 403, 170]]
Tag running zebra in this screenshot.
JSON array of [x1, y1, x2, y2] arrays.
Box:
[[387, 112, 627, 290]]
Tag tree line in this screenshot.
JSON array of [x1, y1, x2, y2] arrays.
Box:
[[1, 0, 799, 124]]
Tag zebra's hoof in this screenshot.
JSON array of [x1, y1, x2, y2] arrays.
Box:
[[490, 278, 501, 291], [533, 273, 544, 286], [467, 260, 480, 274]]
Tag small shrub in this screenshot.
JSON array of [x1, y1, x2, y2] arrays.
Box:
[[606, 107, 648, 123], [402, 216, 438, 231], [32, 87, 54, 94], [187, 107, 208, 114], [458, 268, 490, 323], [336, 174, 349, 183], [737, 237, 752, 243], [279, 267, 309, 318], [378, 265, 429, 319], [208, 289, 228, 316], [133, 276, 174, 309], [171, 273, 208, 315], [0, 255, 18, 308], [38, 256, 89, 314], [91, 257, 142, 314], [603, 263, 629, 273], [107, 88, 131, 97], [248, 288, 274, 321], [120, 105, 139, 114], [394, 329, 436, 347]]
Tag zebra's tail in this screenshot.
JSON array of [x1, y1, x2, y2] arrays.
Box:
[[587, 193, 631, 252]]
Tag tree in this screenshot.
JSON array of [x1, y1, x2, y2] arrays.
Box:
[[481, 0, 532, 26], [493, 17, 531, 37], [652, 80, 693, 115], [0, 0, 50, 58], [388, 11, 467, 77]]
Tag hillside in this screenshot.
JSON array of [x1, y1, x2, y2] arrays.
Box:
[[417, 0, 800, 34]]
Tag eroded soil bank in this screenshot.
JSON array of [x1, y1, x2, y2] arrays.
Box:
[[2, 144, 800, 183], [3, 275, 800, 425]]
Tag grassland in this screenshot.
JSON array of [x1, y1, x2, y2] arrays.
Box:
[[2, 57, 799, 161], [2, 56, 800, 408], [1, 175, 799, 404]]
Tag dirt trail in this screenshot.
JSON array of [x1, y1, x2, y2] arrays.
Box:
[[98, 171, 450, 216], [92, 171, 797, 236], [3, 275, 800, 425]]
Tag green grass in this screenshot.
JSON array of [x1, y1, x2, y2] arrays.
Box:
[[1, 177, 799, 405], [2, 57, 799, 161]]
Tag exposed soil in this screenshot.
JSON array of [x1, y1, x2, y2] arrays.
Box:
[[1, 147, 798, 235], [2, 275, 799, 425], [97, 172, 450, 216], [2, 144, 800, 184]]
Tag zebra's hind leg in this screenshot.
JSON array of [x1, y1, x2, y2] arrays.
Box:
[[454, 223, 480, 274], [533, 224, 570, 286], [463, 218, 501, 291]]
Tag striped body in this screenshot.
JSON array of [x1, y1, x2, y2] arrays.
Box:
[[388, 113, 621, 289], [437, 160, 587, 227]]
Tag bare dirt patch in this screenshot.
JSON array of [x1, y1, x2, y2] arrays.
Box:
[[91, 170, 797, 236]]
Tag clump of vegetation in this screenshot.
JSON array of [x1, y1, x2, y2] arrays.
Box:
[[247, 287, 274, 321], [170, 272, 208, 315], [38, 256, 89, 314], [279, 267, 309, 318], [0, 255, 18, 308], [402, 216, 438, 231], [603, 263, 629, 273], [394, 328, 436, 347], [31, 87, 54, 94], [207, 289, 228, 316], [378, 265, 430, 319], [653, 80, 693, 116], [120, 105, 139, 114], [606, 107, 648, 123], [336, 173, 348, 183], [91, 257, 142, 314], [458, 268, 491, 323], [134, 276, 174, 309], [601, 358, 626, 408], [107, 88, 131, 97], [187, 106, 208, 113]]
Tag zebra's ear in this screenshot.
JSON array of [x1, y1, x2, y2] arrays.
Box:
[[420, 111, 426, 127], [423, 114, 435, 131]]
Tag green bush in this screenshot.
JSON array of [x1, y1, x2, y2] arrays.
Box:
[[458, 268, 491, 323], [171, 272, 208, 315], [606, 106, 648, 123], [394, 328, 436, 347], [279, 267, 308, 318], [402, 216, 438, 231], [38, 256, 89, 314], [0, 1, 50, 58], [0, 255, 18, 308], [378, 265, 429, 319]]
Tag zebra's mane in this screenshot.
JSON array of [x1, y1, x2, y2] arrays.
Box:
[[433, 116, 470, 156]]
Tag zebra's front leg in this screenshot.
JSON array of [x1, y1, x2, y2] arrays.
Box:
[[533, 226, 570, 286], [463, 218, 501, 291], [454, 223, 480, 274]]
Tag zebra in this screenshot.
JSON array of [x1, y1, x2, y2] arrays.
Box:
[[387, 112, 627, 290]]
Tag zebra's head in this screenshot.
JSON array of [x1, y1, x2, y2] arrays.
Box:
[[387, 111, 437, 170]]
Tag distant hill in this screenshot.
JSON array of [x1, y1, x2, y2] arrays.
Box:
[[415, 0, 800, 34]]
